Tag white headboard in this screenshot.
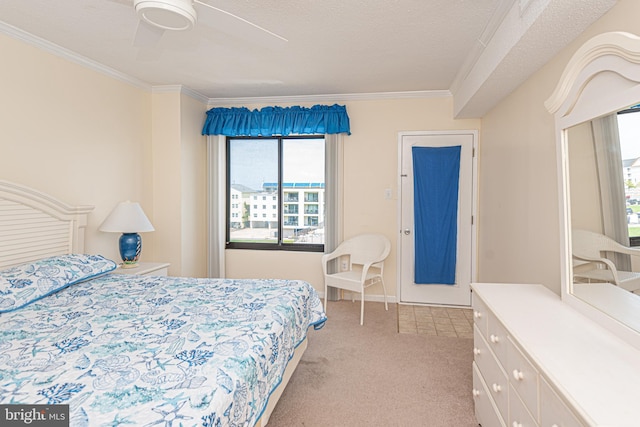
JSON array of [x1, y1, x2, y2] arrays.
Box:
[[0, 180, 94, 269]]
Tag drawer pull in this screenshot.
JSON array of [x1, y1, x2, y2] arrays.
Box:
[[473, 347, 481, 356], [491, 383, 502, 393], [472, 388, 480, 397], [512, 369, 524, 381], [474, 310, 483, 319], [512, 422, 523, 427], [490, 334, 500, 343]]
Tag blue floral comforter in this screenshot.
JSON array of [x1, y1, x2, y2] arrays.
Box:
[[0, 274, 326, 426]]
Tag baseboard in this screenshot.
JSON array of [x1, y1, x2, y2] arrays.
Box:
[[318, 291, 397, 304]]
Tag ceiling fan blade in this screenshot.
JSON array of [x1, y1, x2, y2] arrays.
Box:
[[193, 0, 288, 49], [133, 19, 165, 48]]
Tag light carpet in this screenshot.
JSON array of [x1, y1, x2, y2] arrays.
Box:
[[267, 300, 478, 427]]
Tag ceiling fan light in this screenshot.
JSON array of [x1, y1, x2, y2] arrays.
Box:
[[133, 0, 196, 31]]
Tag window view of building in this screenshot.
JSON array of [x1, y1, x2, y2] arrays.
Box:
[[227, 136, 325, 250]]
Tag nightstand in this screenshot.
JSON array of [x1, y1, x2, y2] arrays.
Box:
[[111, 262, 170, 277]]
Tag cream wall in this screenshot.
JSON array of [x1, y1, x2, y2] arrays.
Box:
[[138, 91, 208, 277], [179, 93, 208, 277], [150, 93, 181, 272], [0, 32, 209, 276], [478, 0, 640, 294], [0, 32, 153, 263], [224, 96, 480, 297], [566, 122, 603, 233]]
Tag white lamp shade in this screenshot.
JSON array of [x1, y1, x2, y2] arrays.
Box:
[[99, 201, 155, 233]]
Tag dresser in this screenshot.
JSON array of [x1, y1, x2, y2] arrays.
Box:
[[471, 283, 640, 427]]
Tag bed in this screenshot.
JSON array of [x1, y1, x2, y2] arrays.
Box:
[[0, 180, 326, 427]]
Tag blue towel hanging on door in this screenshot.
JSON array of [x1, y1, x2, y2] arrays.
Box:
[[412, 146, 460, 285]]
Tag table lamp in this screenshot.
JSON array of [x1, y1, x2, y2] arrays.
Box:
[[99, 201, 154, 268]]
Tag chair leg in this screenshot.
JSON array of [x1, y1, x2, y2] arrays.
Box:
[[380, 277, 388, 311], [324, 283, 328, 312], [360, 290, 365, 325]]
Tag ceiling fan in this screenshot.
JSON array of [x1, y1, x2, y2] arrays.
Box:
[[128, 0, 288, 50]]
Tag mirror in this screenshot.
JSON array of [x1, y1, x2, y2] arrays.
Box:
[[547, 31, 640, 349], [566, 109, 640, 334]]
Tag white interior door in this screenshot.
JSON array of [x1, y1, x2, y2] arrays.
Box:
[[398, 131, 476, 306]]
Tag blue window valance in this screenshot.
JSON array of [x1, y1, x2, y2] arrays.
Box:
[[201, 104, 351, 136]]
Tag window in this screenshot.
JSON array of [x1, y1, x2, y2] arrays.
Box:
[[304, 204, 319, 215], [304, 216, 319, 227], [284, 192, 298, 202], [305, 192, 319, 202], [226, 136, 325, 251], [619, 107, 640, 245], [284, 216, 298, 226]]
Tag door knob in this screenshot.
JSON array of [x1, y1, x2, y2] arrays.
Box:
[[403, 229, 411, 235]]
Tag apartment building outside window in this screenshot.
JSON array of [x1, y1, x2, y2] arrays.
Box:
[[618, 107, 640, 244], [226, 136, 325, 251]]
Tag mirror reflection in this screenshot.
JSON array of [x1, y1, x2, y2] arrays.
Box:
[[567, 106, 640, 332]]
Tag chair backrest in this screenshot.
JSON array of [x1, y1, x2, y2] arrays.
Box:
[[340, 234, 391, 265], [572, 229, 624, 259]]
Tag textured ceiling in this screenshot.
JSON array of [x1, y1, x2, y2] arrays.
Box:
[[0, 0, 618, 115]]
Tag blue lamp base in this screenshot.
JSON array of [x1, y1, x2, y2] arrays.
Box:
[[119, 232, 142, 268]]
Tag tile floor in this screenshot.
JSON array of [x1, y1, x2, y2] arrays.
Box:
[[397, 304, 474, 338]]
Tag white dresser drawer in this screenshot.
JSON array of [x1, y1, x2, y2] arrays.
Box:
[[474, 325, 508, 420], [510, 384, 537, 427], [540, 377, 584, 427], [487, 312, 509, 366], [474, 293, 508, 365], [473, 293, 489, 336], [473, 362, 506, 427], [508, 336, 539, 422], [471, 283, 640, 427]]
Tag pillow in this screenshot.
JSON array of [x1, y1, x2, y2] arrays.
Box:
[[0, 254, 116, 313]]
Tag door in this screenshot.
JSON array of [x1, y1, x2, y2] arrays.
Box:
[[398, 131, 476, 306]]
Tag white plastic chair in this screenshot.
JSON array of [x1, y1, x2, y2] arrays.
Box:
[[322, 234, 391, 325], [571, 229, 640, 293]]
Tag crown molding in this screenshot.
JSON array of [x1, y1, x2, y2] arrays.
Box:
[[206, 90, 451, 107], [0, 21, 151, 92], [152, 85, 209, 104], [0, 20, 450, 107]]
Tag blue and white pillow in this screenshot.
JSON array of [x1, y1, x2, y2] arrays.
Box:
[[0, 254, 116, 313]]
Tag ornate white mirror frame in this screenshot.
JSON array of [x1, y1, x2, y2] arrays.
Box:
[[546, 31, 640, 350]]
